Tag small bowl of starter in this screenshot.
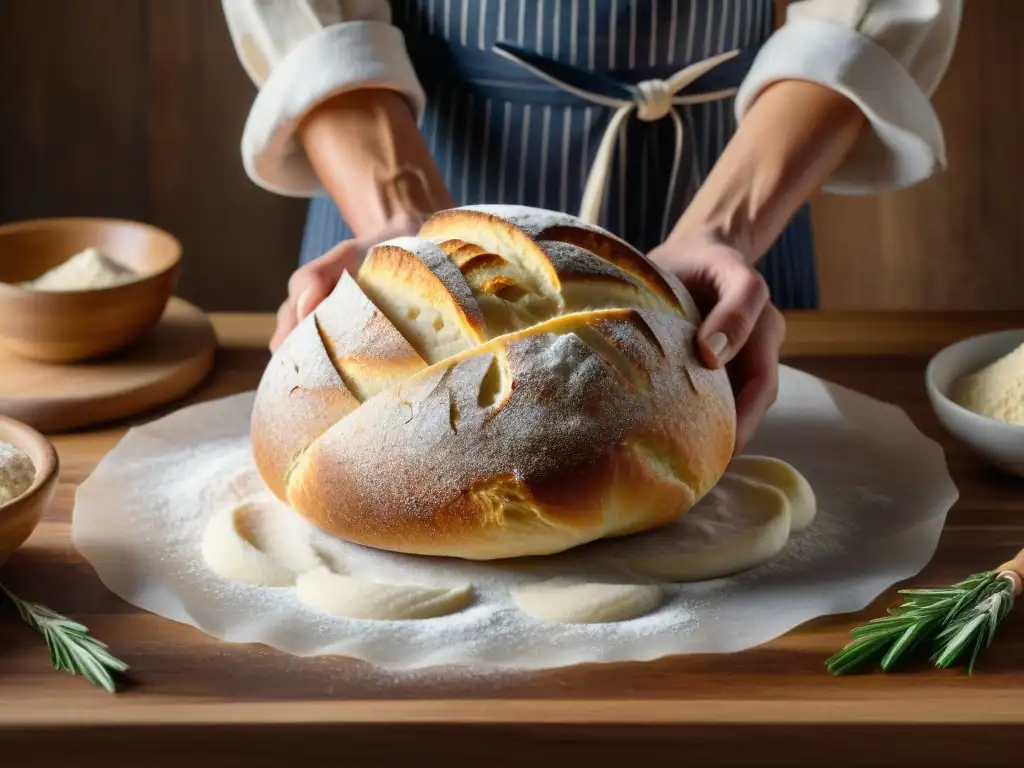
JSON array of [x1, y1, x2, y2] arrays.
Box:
[[0, 415, 58, 567], [926, 329, 1024, 478], [0, 217, 181, 363]]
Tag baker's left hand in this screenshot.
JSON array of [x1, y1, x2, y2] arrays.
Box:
[[648, 230, 786, 454]]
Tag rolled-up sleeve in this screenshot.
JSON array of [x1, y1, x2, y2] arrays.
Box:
[[734, 0, 963, 195], [222, 0, 426, 197]]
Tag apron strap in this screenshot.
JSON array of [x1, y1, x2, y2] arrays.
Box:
[[492, 42, 743, 233]]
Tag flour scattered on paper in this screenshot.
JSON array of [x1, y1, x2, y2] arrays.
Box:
[[71, 366, 960, 671], [196, 454, 814, 625]]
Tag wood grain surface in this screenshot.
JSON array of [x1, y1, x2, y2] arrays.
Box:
[[2, 311, 1024, 766], [0, 298, 217, 432]]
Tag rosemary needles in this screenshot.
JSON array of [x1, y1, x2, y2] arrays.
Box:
[[1, 583, 128, 693], [826, 570, 1017, 676]]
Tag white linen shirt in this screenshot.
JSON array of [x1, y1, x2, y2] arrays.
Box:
[[222, 0, 963, 199]]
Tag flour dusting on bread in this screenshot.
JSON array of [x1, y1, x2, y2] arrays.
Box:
[[251, 205, 735, 560]]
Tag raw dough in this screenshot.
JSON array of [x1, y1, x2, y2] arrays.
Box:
[[199, 455, 816, 623], [628, 472, 793, 582], [20, 247, 139, 291], [295, 568, 474, 620], [0, 441, 35, 505], [201, 500, 474, 620], [729, 454, 818, 532], [200, 502, 323, 586], [511, 580, 663, 623]]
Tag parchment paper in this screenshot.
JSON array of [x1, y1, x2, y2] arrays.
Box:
[[71, 365, 958, 670]]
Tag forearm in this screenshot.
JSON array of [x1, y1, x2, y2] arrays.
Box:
[[670, 79, 865, 261], [298, 89, 454, 237]]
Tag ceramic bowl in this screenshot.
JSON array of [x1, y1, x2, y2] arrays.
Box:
[[925, 329, 1024, 478], [0, 415, 59, 567], [0, 217, 181, 363]]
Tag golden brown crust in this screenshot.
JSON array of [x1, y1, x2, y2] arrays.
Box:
[[357, 237, 489, 362], [540, 225, 700, 319], [286, 311, 734, 559], [418, 208, 563, 297], [314, 272, 428, 399], [441, 204, 701, 320], [446, 243, 492, 266], [252, 205, 735, 560], [249, 311, 360, 502], [250, 273, 427, 500]]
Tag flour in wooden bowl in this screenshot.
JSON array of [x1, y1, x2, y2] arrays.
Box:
[[21, 247, 139, 292], [0, 441, 35, 505]]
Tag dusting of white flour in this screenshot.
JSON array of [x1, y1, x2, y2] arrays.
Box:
[[21, 247, 139, 291], [70, 367, 959, 672], [952, 343, 1024, 425], [194, 451, 809, 629], [0, 441, 35, 505]]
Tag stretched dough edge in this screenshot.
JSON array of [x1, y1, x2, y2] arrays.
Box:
[[629, 473, 793, 582], [295, 567, 475, 620], [729, 454, 817, 532], [511, 580, 664, 624]]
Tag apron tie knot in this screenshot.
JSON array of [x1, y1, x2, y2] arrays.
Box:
[[635, 79, 673, 122], [491, 43, 744, 236]]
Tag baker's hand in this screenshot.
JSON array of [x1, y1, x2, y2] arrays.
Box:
[[270, 215, 423, 352], [648, 230, 786, 454]]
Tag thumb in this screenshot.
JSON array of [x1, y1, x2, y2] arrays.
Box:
[[290, 264, 337, 321], [289, 241, 362, 322], [697, 271, 769, 368], [295, 281, 330, 321]]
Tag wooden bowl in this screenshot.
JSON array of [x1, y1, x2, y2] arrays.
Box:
[[0, 217, 182, 362], [0, 416, 58, 567]]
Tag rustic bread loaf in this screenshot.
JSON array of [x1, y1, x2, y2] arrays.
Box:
[[250, 205, 736, 560]]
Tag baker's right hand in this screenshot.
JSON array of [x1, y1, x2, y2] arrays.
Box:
[[647, 228, 785, 455], [270, 216, 423, 352]]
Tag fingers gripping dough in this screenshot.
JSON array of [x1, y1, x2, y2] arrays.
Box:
[[511, 580, 663, 623]]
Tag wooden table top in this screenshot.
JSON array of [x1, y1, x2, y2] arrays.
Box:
[[4, 310, 1024, 766]]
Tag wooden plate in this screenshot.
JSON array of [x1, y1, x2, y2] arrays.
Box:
[[0, 297, 216, 433]]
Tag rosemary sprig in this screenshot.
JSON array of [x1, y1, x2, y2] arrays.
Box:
[[826, 570, 1016, 676], [0, 583, 128, 693]]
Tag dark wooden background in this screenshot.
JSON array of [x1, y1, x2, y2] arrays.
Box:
[[0, 1, 1020, 313], [0, 0, 303, 312]]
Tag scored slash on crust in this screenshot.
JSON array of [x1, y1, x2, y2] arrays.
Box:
[[251, 205, 736, 560]]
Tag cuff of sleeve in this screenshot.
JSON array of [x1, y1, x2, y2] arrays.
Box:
[[734, 17, 947, 196], [241, 21, 426, 198]]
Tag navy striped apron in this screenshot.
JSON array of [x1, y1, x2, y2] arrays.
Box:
[[299, 0, 818, 309]]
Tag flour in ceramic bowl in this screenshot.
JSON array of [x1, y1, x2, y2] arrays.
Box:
[[0, 441, 35, 505]]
